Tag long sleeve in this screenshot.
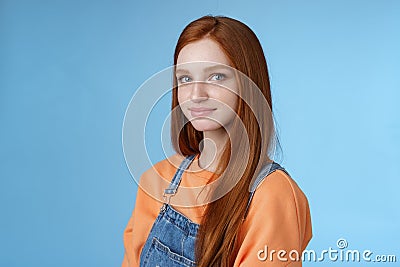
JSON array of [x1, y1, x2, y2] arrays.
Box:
[[121, 170, 163, 267], [121, 209, 135, 267], [121, 155, 312, 266], [232, 170, 312, 266]]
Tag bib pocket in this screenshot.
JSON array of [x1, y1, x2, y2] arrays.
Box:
[[142, 237, 196, 267]]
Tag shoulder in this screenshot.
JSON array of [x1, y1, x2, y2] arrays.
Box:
[[245, 168, 312, 248], [253, 168, 308, 207], [246, 168, 311, 233], [140, 153, 184, 182], [137, 153, 185, 201], [234, 169, 313, 264]]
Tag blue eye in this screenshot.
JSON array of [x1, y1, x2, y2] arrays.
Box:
[[210, 73, 225, 81], [178, 76, 192, 83]]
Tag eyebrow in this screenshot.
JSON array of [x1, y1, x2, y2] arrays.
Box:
[[175, 64, 232, 74]]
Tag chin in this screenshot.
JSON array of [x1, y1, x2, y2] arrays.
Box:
[[190, 119, 223, 132]]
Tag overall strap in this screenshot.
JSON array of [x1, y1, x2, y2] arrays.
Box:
[[243, 162, 289, 220], [163, 154, 196, 204]]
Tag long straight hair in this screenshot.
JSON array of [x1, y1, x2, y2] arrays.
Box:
[[171, 15, 276, 267]]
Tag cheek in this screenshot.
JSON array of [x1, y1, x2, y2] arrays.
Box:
[[217, 81, 239, 110], [177, 89, 188, 105], [177, 89, 193, 115], [215, 91, 239, 110], [227, 94, 239, 109]]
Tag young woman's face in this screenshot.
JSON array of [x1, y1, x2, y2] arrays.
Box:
[[176, 38, 239, 132]]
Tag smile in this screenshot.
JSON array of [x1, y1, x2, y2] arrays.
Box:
[[189, 108, 216, 117]]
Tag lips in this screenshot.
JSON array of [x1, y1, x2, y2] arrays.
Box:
[[189, 107, 216, 117]]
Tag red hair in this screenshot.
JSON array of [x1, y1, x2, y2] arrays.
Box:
[[171, 15, 275, 266]]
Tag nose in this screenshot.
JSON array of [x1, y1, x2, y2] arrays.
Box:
[[190, 81, 208, 103]]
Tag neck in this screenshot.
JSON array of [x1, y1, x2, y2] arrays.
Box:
[[199, 128, 228, 173]]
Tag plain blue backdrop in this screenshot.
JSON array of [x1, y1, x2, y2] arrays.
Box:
[[0, 0, 399, 266]]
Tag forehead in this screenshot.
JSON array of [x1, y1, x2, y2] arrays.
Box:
[[176, 38, 231, 66]]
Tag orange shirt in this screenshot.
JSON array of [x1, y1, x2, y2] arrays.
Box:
[[122, 153, 312, 266]]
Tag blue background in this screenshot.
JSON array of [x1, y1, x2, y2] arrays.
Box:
[[1, 0, 399, 266]]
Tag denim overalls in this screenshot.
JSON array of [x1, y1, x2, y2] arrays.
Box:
[[139, 154, 289, 267]]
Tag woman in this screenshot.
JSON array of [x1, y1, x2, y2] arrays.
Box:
[[122, 15, 312, 266]]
